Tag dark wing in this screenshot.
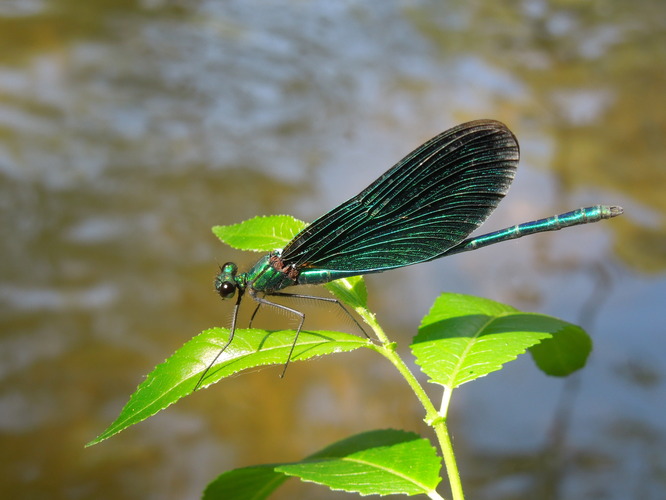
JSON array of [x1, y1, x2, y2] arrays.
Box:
[[280, 120, 519, 274]]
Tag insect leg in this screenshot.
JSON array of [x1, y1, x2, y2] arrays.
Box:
[[268, 291, 370, 340], [248, 303, 262, 328], [194, 290, 243, 392], [248, 288, 306, 378]]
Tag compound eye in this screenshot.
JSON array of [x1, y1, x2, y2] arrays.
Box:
[[217, 280, 236, 299]]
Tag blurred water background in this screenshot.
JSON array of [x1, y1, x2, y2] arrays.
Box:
[[1, 1, 665, 499]]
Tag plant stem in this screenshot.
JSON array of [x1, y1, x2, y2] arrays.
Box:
[[359, 309, 439, 422], [433, 418, 465, 500], [359, 307, 465, 500]]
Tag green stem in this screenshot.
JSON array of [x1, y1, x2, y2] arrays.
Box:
[[359, 307, 464, 500], [359, 309, 438, 422], [433, 418, 465, 500], [440, 386, 453, 417]]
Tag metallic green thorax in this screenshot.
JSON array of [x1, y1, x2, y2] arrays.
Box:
[[214, 251, 366, 299]]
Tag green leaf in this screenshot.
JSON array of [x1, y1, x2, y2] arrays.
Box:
[[529, 323, 591, 376], [87, 329, 369, 446], [324, 275, 368, 310], [212, 215, 307, 252], [204, 430, 442, 498], [203, 465, 288, 500], [278, 429, 441, 496], [412, 293, 591, 388]]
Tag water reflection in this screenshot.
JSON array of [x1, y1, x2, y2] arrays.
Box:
[[1, 1, 664, 499]]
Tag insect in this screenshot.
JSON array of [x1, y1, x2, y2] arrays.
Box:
[[199, 119, 622, 390]]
